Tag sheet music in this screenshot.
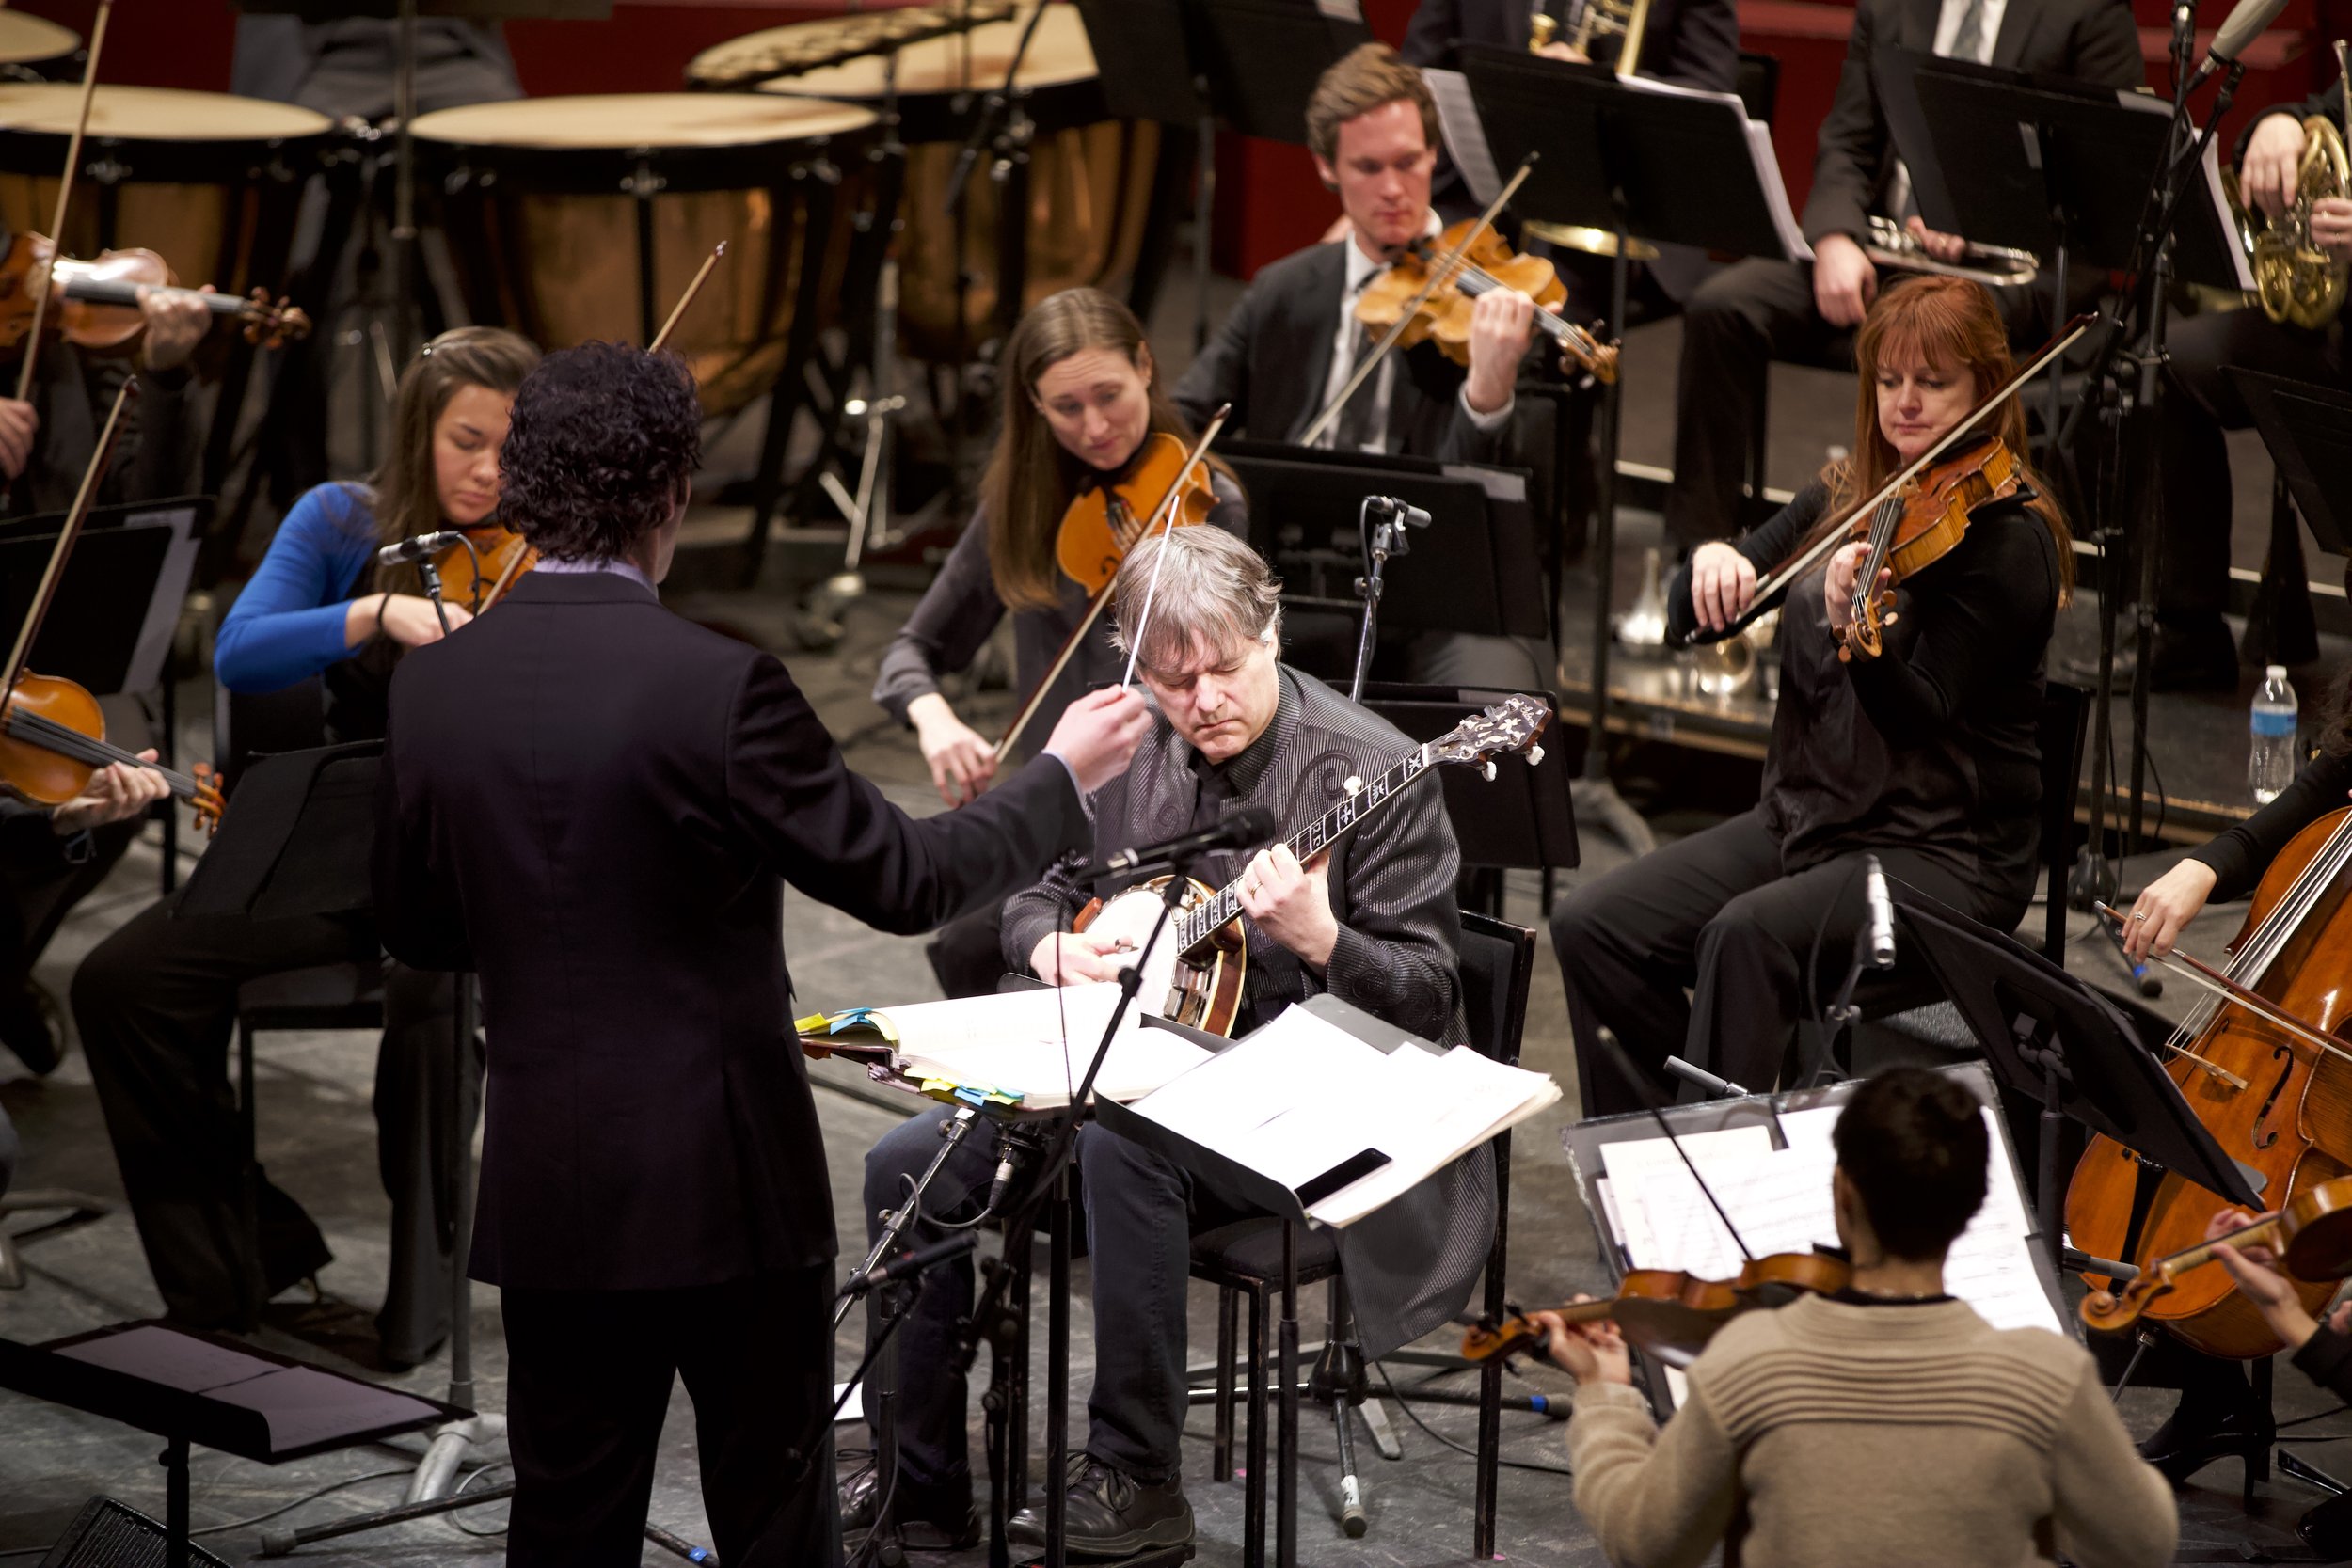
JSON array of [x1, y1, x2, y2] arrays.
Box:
[[1598, 1126, 1775, 1277], [873, 985, 1212, 1107], [1425, 68, 1504, 208], [56, 1324, 275, 1393]]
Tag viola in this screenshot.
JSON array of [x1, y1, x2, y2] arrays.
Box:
[[1460, 1251, 1853, 1366], [2066, 805, 2352, 1358], [0, 671, 221, 831], [2080, 1175, 2352, 1336], [1054, 432, 1217, 596], [0, 232, 310, 356], [1354, 219, 1620, 385], [1833, 434, 2029, 663]]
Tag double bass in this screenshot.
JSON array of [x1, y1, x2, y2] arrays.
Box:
[[2066, 809, 2352, 1357]]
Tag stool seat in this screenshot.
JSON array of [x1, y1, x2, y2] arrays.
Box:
[[1189, 1221, 1339, 1290]]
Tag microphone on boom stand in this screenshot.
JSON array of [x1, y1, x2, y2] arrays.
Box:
[[1083, 805, 1279, 879]]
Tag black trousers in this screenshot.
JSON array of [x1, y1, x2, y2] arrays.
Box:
[[70, 891, 474, 1363], [1549, 807, 2025, 1117], [926, 900, 1010, 1000], [501, 1269, 838, 1568], [2156, 306, 2350, 621], [1666, 257, 2048, 547], [864, 1115, 1257, 1492]]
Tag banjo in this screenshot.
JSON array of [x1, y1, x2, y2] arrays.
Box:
[[1070, 694, 1552, 1035]]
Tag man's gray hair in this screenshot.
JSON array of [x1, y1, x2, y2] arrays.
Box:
[[1109, 528, 1283, 675]]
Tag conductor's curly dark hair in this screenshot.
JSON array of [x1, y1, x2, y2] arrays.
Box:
[[499, 341, 702, 562]]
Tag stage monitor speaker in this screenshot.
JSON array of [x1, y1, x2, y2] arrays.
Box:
[[37, 1497, 232, 1568]]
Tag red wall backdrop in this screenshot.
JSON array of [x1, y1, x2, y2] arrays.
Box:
[[10, 0, 2349, 277]]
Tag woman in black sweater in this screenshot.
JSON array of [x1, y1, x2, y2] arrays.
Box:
[[1552, 276, 2074, 1115]]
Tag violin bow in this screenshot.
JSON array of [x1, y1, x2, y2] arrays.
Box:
[[16, 0, 114, 402], [1296, 151, 1538, 451], [1696, 315, 2094, 647], [0, 379, 136, 697], [1114, 405, 1234, 693], [996, 404, 1230, 763], [648, 241, 727, 355]]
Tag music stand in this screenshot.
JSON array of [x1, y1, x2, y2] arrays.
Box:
[[1223, 442, 1549, 645], [1887, 879, 2261, 1248], [2233, 370, 2352, 560], [1454, 47, 1806, 856], [0, 1321, 457, 1568], [1357, 680, 1579, 912]]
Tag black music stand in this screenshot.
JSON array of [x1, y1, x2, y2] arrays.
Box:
[[1357, 681, 1578, 913], [1223, 443, 1548, 679], [2233, 370, 2352, 560], [0, 1322, 457, 1568], [1454, 48, 1804, 856], [1888, 880, 2261, 1246], [1076, 0, 1363, 350]]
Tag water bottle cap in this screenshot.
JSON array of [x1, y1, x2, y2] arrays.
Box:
[[2266, 664, 2289, 680]]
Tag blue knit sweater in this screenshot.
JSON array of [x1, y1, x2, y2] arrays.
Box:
[[215, 483, 379, 694]]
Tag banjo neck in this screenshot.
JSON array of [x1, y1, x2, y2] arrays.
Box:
[[1172, 740, 1438, 959]]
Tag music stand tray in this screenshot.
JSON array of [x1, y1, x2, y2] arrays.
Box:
[[2233, 369, 2352, 559], [0, 496, 208, 698]]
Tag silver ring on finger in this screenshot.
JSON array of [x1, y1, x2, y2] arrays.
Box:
[[2133, 911, 2147, 921]]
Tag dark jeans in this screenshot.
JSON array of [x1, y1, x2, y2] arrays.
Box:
[[1549, 807, 2023, 1116], [1666, 257, 2047, 547], [2157, 306, 2349, 621], [863, 1113, 1257, 1491], [70, 891, 474, 1361], [501, 1269, 839, 1568]]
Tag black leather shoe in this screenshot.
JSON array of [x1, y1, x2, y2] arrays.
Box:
[[0, 980, 63, 1076], [839, 1461, 979, 1553], [2139, 1398, 2270, 1491], [2147, 615, 2242, 694], [1006, 1454, 1192, 1559]]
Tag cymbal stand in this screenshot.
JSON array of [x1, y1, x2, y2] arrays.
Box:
[[1569, 215, 1656, 856]]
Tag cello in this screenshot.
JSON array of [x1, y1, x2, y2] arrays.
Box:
[[2065, 808, 2352, 1357]]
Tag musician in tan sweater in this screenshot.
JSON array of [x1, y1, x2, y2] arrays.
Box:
[[1534, 1069, 2176, 1568]]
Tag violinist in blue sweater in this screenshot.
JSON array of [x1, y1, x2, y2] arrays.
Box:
[[72, 326, 540, 1366]]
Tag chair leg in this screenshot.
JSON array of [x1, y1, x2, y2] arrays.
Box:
[[1245, 1285, 1267, 1568], [1214, 1285, 1238, 1483], [237, 1022, 261, 1323]]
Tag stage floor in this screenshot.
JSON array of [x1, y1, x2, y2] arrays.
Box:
[[0, 571, 2344, 1567]]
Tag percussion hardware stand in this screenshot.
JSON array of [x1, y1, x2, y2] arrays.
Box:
[[1568, 212, 1655, 857], [942, 0, 1044, 463], [1192, 83, 1215, 355], [389, 0, 421, 370]]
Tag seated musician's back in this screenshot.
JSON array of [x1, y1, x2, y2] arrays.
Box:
[[1534, 1069, 2176, 1568]]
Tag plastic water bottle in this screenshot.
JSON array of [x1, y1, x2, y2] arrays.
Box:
[[2250, 665, 2298, 805]]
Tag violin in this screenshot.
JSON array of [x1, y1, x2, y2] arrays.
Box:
[[1461, 1251, 1852, 1366], [1054, 432, 1217, 596], [2080, 1175, 2352, 1336], [992, 408, 1231, 764], [2066, 806, 2352, 1358], [1832, 434, 2028, 663], [0, 233, 310, 356], [0, 381, 222, 832], [435, 525, 536, 615], [1354, 219, 1620, 386]]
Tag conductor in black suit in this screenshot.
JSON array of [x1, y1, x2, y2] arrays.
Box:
[[372, 341, 1151, 1567], [1661, 0, 2144, 546]]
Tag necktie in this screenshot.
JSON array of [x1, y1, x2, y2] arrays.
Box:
[[1947, 0, 1987, 62], [1328, 321, 1385, 454]]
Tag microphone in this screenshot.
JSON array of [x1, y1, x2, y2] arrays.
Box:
[[2190, 0, 2290, 85], [1863, 854, 1896, 970], [1366, 495, 1433, 531], [838, 1232, 977, 1298], [1663, 1056, 1750, 1100], [374, 530, 467, 567], [2097, 911, 2164, 999], [985, 1127, 1031, 1217], [1088, 804, 1279, 879]]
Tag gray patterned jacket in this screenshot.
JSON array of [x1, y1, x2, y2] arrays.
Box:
[[1002, 667, 1496, 1356]]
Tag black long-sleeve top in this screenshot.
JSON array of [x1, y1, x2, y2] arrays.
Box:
[[871, 473, 1248, 761], [1667, 480, 2061, 902], [2187, 747, 2352, 903]]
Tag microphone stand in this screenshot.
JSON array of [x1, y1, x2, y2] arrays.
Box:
[[412, 551, 453, 636], [1347, 498, 1428, 703], [950, 867, 1198, 1568]]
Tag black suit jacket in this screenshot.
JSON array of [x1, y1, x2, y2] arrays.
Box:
[[1802, 0, 2145, 247], [1173, 241, 1510, 465], [1400, 0, 1740, 91], [373, 570, 1089, 1291]]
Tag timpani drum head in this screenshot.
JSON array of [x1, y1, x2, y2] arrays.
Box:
[[413, 94, 879, 415]]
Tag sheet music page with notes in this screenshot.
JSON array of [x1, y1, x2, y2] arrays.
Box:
[[879, 985, 1212, 1108]]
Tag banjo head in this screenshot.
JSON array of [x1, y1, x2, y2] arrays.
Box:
[[1077, 876, 1239, 1033]]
